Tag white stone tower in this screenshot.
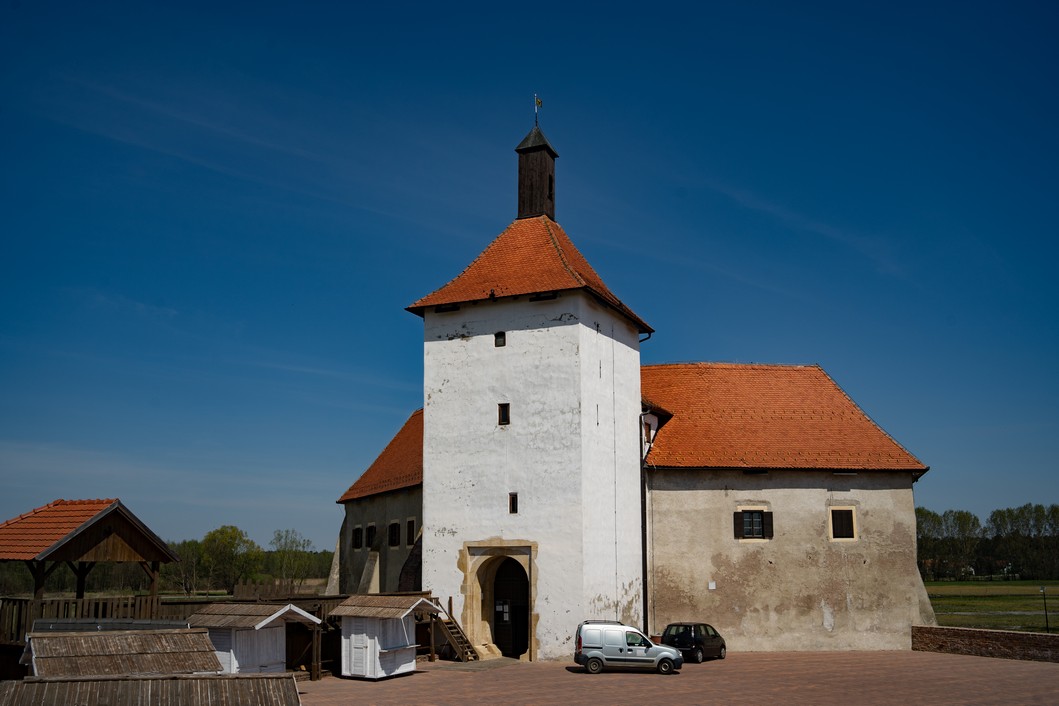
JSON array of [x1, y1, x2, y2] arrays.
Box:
[[406, 126, 652, 660]]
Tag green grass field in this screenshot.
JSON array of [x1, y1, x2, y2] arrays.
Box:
[[926, 580, 1058, 632]]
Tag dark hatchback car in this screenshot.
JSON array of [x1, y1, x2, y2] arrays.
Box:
[[660, 622, 726, 663]]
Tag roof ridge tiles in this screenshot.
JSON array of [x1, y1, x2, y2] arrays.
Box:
[[541, 217, 587, 288]]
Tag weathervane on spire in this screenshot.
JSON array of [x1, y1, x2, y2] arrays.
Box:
[[534, 94, 542, 126]]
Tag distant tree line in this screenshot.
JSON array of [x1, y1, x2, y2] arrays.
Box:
[[0, 526, 333, 597], [917, 504, 1059, 581]]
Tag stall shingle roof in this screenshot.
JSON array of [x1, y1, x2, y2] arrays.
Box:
[[0, 673, 300, 706], [24, 628, 222, 678], [188, 603, 322, 629], [329, 595, 440, 620]]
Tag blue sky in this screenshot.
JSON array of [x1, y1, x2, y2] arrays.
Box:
[[2, 1, 1057, 551]]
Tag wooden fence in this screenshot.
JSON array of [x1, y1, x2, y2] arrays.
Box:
[[0, 595, 161, 644]]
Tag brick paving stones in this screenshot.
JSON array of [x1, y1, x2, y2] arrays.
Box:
[[297, 651, 1059, 705]]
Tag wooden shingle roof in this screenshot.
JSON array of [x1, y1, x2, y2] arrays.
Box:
[[337, 409, 423, 503], [24, 628, 222, 677], [187, 602, 322, 629], [0, 673, 300, 706], [407, 216, 652, 334], [0, 498, 178, 563], [642, 362, 928, 473], [329, 594, 440, 620]]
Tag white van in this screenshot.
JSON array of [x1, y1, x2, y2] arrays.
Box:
[[573, 620, 683, 674]]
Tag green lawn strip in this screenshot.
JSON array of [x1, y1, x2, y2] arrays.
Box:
[[925, 580, 1059, 597], [925, 583, 1055, 632], [930, 595, 1044, 613], [934, 613, 1049, 632]]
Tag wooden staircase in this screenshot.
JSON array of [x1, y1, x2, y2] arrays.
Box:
[[436, 616, 478, 662]]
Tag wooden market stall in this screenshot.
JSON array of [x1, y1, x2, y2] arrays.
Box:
[[329, 595, 439, 679]]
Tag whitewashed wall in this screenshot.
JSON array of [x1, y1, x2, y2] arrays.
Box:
[[421, 292, 643, 659]]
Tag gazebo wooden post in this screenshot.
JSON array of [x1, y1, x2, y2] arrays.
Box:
[[67, 561, 96, 599], [149, 560, 160, 596], [27, 560, 60, 600]]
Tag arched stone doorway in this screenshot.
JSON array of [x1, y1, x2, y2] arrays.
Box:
[[490, 557, 529, 658], [459, 541, 537, 660]]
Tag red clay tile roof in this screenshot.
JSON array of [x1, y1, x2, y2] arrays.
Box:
[[0, 499, 118, 561], [337, 410, 423, 503], [407, 216, 652, 333], [641, 363, 928, 472]]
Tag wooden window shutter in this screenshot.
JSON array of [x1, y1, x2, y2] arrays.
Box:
[[763, 512, 774, 539], [733, 512, 745, 539]]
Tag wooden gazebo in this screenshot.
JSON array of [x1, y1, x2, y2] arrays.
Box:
[[0, 499, 178, 600]]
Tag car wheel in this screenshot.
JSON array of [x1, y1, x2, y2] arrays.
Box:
[[585, 657, 603, 674], [692, 647, 704, 664], [718, 646, 726, 660], [657, 658, 675, 675]]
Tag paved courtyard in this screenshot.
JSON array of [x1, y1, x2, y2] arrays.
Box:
[[297, 650, 1059, 705]]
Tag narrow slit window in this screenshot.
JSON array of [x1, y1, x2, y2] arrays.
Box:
[[494, 331, 506, 347], [388, 522, 401, 547], [509, 492, 519, 514], [352, 527, 363, 550], [406, 519, 416, 546], [498, 403, 510, 426], [365, 524, 376, 549]]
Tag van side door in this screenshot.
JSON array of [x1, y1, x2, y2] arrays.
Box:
[[624, 630, 654, 667], [602, 628, 628, 664]]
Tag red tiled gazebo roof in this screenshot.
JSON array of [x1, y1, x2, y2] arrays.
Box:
[[337, 410, 423, 503], [407, 216, 652, 334], [0, 499, 120, 561], [642, 362, 928, 473]]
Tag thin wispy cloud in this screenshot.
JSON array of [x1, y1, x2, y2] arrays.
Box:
[[82, 288, 179, 319], [27, 74, 424, 228], [701, 177, 905, 277]]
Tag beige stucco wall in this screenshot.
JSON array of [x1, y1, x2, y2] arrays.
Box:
[[339, 487, 422, 595], [646, 469, 935, 650]]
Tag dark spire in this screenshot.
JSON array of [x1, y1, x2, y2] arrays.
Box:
[[515, 125, 558, 220]]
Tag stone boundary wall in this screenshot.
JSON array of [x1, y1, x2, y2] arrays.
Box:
[[912, 625, 1058, 663]]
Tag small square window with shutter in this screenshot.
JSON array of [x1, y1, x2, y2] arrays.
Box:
[[495, 331, 506, 347], [733, 510, 773, 540], [830, 508, 856, 540]]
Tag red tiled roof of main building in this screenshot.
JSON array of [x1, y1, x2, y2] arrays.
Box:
[[337, 410, 423, 503], [0, 499, 119, 560], [407, 216, 652, 334], [337, 364, 927, 503], [642, 363, 927, 472]]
